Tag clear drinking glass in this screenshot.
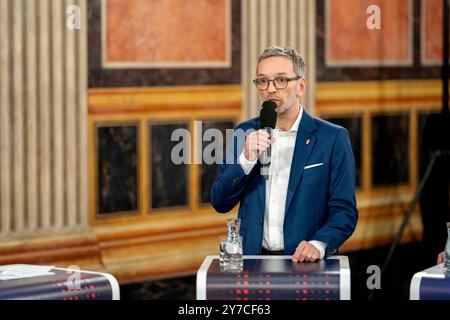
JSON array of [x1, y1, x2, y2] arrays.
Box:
[[219, 235, 230, 270], [224, 234, 243, 272], [219, 217, 243, 272]]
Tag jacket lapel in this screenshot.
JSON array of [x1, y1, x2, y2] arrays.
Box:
[[284, 111, 317, 213]]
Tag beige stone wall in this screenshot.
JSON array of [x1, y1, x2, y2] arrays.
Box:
[[0, 0, 88, 237]]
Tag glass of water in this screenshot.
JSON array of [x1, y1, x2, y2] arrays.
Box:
[[219, 234, 243, 272], [219, 235, 229, 270]]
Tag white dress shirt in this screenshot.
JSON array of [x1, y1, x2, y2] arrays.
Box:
[[239, 106, 326, 258]]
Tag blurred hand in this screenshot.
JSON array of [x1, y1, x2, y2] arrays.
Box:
[[437, 251, 445, 264], [244, 130, 271, 161], [292, 240, 321, 263]]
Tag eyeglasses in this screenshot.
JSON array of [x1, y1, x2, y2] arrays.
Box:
[[252, 76, 300, 90]]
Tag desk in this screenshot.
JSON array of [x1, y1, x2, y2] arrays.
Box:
[[0, 266, 120, 300], [410, 264, 450, 300], [197, 255, 350, 300]]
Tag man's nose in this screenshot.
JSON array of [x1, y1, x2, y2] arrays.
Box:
[[267, 80, 277, 93]]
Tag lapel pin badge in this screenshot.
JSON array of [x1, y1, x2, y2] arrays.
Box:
[[306, 139, 311, 145]]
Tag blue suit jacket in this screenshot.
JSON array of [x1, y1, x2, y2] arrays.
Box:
[[210, 110, 358, 257]]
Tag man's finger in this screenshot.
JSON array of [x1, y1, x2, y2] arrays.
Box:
[[257, 130, 270, 138], [292, 243, 306, 262], [314, 250, 321, 260], [295, 241, 306, 262], [292, 248, 301, 262], [256, 137, 271, 146], [437, 252, 445, 264], [299, 248, 309, 262], [305, 251, 315, 262], [256, 141, 270, 149], [310, 251, 320, 262]]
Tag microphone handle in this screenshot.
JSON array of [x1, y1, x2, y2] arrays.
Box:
[[265, 127, 271, 159], [260, 128, 272, 179]]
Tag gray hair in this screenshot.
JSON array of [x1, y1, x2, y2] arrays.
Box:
[[258, 46, 306, 77]]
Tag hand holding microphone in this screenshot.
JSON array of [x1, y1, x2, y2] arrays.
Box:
[[243, 101, 277, 178], [243, 130, 271, 161]]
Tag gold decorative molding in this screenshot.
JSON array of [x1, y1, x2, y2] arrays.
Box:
[[316, 80, 446, 114], [89, 85, 242, 114]]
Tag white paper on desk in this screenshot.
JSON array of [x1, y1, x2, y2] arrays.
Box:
[[0, 264, 55, 281]]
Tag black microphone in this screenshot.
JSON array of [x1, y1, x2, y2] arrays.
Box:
[[259, 100, 277, 179]]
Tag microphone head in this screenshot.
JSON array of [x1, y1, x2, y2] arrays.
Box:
[[260, 100, 277, 129]]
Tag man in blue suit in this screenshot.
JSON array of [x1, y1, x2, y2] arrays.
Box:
[[211, 46, 358, 262]]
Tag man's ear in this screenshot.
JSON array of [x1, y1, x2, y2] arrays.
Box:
[[297, 78, 307, 97]]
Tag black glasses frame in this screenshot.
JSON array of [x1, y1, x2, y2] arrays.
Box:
[[252, 76, 301, 90]]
